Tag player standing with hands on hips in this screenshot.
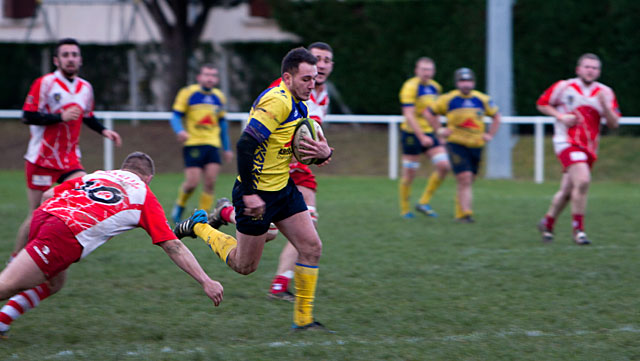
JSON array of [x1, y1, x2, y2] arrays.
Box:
[[536, 53, 620, 245], [426, 68, 500, 223], [174, 47, 334, 331], [10, 38, 122, 263]]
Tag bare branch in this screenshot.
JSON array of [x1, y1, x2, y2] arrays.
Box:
[[141, 0, 173, 39]]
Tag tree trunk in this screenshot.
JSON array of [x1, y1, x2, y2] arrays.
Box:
[[163, 33, 190, 109]]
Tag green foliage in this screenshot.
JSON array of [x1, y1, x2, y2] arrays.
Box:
[[269, 0, 486, 114], [224, 42, 298, 110], [513, 0, 640, 116], [0, 43, 42, 109], [0, 172, 639, 359]]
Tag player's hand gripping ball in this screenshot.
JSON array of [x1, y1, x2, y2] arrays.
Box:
[[292, 118, 324, 165]]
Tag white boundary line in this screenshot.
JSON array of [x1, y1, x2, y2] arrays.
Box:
[[6, 324, 635, 359]]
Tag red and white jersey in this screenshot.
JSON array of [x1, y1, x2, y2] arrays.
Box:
[[40, 170, 176, 258], [308, 85, 329, 124], [23, 70, 95, 170], [537, 77, 620, 158]]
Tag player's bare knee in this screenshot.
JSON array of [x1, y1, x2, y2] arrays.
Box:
[[298, 238, 322, 262]]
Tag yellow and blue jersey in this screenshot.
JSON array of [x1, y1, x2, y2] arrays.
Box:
[[172, 84, 227, 147], [242, 82, 308, 191], [429, 89, 498, 148], [399, 77, 442, 133]]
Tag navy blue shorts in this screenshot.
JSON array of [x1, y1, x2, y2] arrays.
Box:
[[401, 131, 440, 155], [447, 142, 483, 175], [232, 178, 308, 236], [183, 145, 221, 168]]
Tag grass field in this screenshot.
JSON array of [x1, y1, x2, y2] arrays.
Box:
[[0, 171, 639, 360]]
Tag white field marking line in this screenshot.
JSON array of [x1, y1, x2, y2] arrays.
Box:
[[27, 325, 640, 358], [459, 244, 640, 257], [267, 325, 640, 347]]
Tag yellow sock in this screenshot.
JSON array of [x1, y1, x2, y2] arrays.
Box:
[[176, 187, 193, 207], [419, 172, 443, 205], [399, 180, 411, 215], [455, 194, 464, 219], [194, 223, 237, 263], [199, 192, 214, 212], [294, 263, 319, 326]]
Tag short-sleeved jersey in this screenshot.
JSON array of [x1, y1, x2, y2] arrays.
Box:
[[399, 77, 442, 133], [40, 170, 176, 259], [309, 85, 329, 124], [172, 84, 227, 147], [242, 82, 308, 191], [23, 70, 95, 170], [269, 77, 328, 124], [537, 78, 620, 159], [430, 89, 498, 148]]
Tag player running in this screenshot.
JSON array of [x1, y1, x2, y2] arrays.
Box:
[[398, 57, 450, 218], [0, 152, 223, 339], [209, 42, 334, 302], [174, 47, 334, 331], [11, 38, 122, 263], [536, 53, 620, 245]]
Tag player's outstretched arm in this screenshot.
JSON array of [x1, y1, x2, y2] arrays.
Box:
[[159, 239, 224, 306]]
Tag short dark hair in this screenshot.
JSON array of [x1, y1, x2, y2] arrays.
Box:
[[121, 151, 155, 177], [577, 53, 601, 67], [200, 63, 217, 73], [308, 42, 333, 54], [55, 38, 80, 57], [281, 47, 317, 76], [416, 57, 434, 66]]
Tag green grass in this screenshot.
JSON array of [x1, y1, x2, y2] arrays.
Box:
[[0, 171, 639, 360]]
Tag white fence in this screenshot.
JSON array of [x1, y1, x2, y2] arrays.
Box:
[[1, 110, 638, 183]]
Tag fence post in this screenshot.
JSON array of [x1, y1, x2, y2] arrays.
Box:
[[388, 118, 398, 180], [534, 118, 544, 183], [104, 115, 114, 170]]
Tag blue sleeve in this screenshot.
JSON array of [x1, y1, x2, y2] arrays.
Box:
[[219, 117, 231, 151], [169, 111, 185, 134]]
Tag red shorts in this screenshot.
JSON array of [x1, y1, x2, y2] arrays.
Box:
[[25, 161, 83, 191], [556, 146, 595, 171], [25, 209, 83, 279], [289, 162, 317, 191]]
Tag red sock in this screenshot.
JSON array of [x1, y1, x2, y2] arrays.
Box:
[[544, 215, 556, 231], [270, 275, 290, 294], [0, 283, 51, 330], [221, 206, 233, 223], [572, 214, 584, 232]]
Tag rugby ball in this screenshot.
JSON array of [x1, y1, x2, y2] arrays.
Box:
[[292, 118, 324, 165]]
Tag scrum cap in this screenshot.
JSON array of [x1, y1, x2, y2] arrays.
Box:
[[454, 68, 475, 82]]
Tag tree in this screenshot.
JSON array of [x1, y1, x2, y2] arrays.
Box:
[[141, 0, 243, 107]]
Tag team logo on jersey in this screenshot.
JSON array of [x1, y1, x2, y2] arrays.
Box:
[[204, 95, 214, 104], [53, 93, 61, 103], [567, 95, 574, 105], [460, 118, 481, 129], [76, 180, 124, 205], [198, 115, 215, 126]]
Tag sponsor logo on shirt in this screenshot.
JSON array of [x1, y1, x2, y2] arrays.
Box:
[[33, 245, 50, 264], [32, 175, 53, 187]]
